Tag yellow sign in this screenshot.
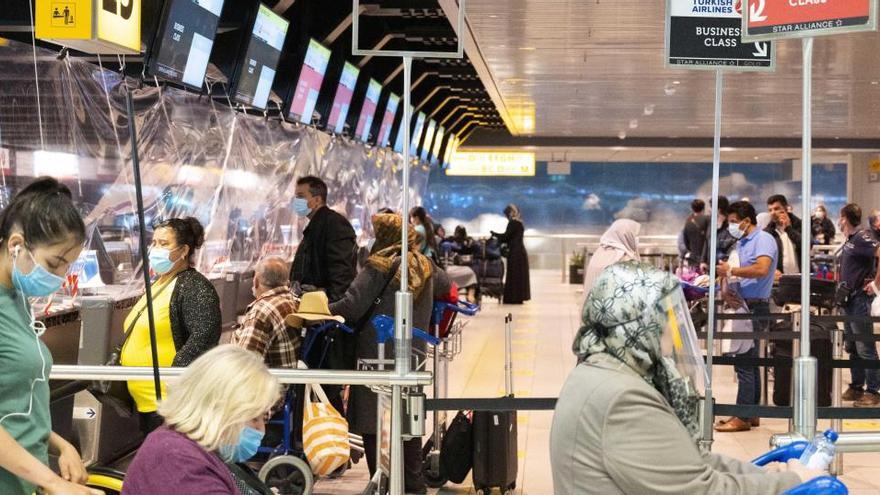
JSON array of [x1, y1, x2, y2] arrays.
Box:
[[446, 151, 536, 177], [870, 158, 880, 173], [35, 0, 140, 54]]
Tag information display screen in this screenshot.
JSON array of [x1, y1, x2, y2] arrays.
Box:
[[393, 104, 412, 154], [410, 112, 427, 157], [442, 135, 458, 168], [376, 93, 400, 148], [355, 79, 382, 142], [232, 4, 288, 110], [430, 126, 445, 166], [287, 39, 331, 124], [420, 120, 437, 162], [149, 0, 226, 90], [327, 62, 360, 134]]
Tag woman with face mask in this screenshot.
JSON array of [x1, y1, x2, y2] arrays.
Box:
[[0, 177, 101, 495], [811, 205, 836, 245], [122, 345, 280, 494], [121, 217, 221, 436]]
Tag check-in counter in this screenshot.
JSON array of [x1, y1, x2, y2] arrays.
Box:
[[37, 305, 82, 446], [210, 274, 238, 330]]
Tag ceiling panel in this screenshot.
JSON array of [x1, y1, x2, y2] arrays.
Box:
[[465, 0, 880, 139]]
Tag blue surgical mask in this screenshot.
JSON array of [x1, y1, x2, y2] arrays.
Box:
[[148, 247, 177, 275], [221, 426, 264, 462], [12, 247, 65, 298], [727, 222, 744, 240], [294, 198, 312, 217]]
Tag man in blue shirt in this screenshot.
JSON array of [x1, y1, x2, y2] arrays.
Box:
[[714, 201, 778, 432], [837, 204, 880, 407]]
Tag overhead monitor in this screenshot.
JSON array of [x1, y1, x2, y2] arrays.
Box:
[[410, 112, 427, 157], [355, 79, 382, 142], [376, 93, 400, 148], [287, 39, 331, 124], [442, 135, 458, 168], [231, 4, 288, 110], [148, 0, 226, 90], [430, 126, 445, 166], [327, 62, 360, 134], [420, 120, 438, 162], [393, 104, 412, 154]]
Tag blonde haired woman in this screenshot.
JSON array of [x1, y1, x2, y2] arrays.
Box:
[[122, 345, 280, 494]]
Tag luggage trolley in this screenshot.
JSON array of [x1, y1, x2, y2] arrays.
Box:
[[422, 300, 479, 488], [256, 320, 366, 495], [359, 315, 440, 495]]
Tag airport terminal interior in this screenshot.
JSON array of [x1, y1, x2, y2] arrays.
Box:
[[1, 0, 880, 494]]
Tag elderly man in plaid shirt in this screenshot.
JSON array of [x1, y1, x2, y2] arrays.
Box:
[[233, 257, 300, 368]]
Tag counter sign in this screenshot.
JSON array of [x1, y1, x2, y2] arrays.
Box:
[[743, 0, 877, 42], [666, 0, 775, 71]]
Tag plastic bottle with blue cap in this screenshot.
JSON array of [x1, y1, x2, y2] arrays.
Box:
[[798, 429, 839, 471]]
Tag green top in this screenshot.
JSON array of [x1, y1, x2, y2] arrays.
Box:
[[0, 285, 53, 495]]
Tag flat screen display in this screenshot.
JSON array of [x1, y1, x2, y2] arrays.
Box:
[[420, 120, 437, 162], [410, 112, 427, 157], [377, 93, 399, 148], [393, 104, 412, 154], [431, 126, 445, 166], [232, 4, 288, 110], [287, 39, 331, 124], [149, 0, 225, 90], [442, 135, 458, 168], [355, 79, 382, 142], [327, 62, 359, 134]]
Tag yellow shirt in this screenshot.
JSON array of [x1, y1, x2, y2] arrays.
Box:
[[120, 279, 177, 413]]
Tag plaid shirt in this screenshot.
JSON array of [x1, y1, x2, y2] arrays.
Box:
[[232, 286, 300, 368]]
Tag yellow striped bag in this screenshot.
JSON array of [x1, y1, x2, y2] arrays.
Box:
[[302, 383, 350, 476]]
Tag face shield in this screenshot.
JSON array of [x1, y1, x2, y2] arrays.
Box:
[[656, 285, 708, 398]]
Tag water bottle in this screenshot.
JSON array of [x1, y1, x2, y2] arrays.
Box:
[[798, 429, 839, 470]]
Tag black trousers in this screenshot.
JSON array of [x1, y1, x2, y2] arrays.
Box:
[[362, 434, 425, 491]]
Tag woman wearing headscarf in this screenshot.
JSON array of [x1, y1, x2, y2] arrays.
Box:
[[583, 219, 641, 298], [549, 262, 821, 495], [330, 213, 450, 494], [491, 204, 530, 304]]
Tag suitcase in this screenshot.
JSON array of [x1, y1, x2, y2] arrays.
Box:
[[472, 314, 517, 494], [772, 275, 836, 309], [771, 320, 834, 407]]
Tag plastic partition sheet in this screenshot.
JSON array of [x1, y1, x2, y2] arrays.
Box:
[[0, 40, 429, 299]]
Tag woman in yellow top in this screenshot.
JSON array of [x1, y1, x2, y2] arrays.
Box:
[[121, 217, 221, 435]]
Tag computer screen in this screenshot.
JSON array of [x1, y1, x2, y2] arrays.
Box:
[[430, 126, 445, 166], [355, 79, 382, 142], [410, 112, 427, 157], [377, 93, 400, 148], [420, 120, 437, 162], [327, 61, 360, 134], [287, 39, 331, 124], [231, 4, 288, 110], [148, 0, 226, 90]]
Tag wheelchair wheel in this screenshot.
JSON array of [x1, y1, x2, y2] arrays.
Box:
[[259, 455, 314, 495], [86, 467, 125, 495]]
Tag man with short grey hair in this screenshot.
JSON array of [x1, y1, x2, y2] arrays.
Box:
[[232, 257, 300, 368]]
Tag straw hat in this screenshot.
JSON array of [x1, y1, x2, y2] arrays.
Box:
[[284, 291, 344, 327]]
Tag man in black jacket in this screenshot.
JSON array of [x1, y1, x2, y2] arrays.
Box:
[[766, 195, 803, 277], [289, 176, 356, 303]]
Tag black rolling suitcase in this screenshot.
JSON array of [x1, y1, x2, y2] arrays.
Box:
[[771, 320, 834, 407], [472, 314, 517, 494]]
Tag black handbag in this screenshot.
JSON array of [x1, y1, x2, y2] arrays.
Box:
[[90, 280, 174, 413], [440, 410, 474, 484], [834, 282, 853, 308]]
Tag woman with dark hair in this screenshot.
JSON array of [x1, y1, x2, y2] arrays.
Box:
[[121, 217, 221, 435], [491, 204, 531, 304], [0, 178, 100, 494], [409, 206, 439, 261]]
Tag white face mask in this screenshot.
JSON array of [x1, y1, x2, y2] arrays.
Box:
[[814, 210, 826, 219]]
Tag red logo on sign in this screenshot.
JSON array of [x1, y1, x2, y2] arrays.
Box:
[[734, 0, 743, 15], [747, 0, 871, 28]]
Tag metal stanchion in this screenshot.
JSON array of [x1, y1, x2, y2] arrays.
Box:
[[830, 327, 844, 475]]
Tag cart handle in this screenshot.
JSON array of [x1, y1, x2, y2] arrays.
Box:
[[752, 441, 808, 466], [752, 442, 848, 495], [372, 314, 441, 346]]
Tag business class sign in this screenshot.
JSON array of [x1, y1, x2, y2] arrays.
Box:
[[743, 0, 877, 41], [36, 0, 141, 54], [446, 151, 536, 177]]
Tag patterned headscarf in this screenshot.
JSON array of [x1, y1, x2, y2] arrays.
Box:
[[368, 213, 433, 297], [573, 261, 701, 440]]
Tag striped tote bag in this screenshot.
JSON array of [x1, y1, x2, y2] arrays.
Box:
[[302, 383, 350, 476]]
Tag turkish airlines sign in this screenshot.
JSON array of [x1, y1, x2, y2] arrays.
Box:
[[743, 0, 877, 41]]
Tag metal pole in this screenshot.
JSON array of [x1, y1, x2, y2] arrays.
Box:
[[125, 90, 163, 403], [390, 55, 415, 495], [793, 37, 818, 440], [701, 68, 723, 453], [831, 327, 843, 475]]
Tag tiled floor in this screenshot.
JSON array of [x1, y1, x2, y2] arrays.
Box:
[[312, 270, 880, 494]]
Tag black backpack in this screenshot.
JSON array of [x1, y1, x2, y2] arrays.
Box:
[[440, 411, 474, 484]]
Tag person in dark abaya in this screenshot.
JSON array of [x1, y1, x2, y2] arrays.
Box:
[[491, 204, 531, 304]]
